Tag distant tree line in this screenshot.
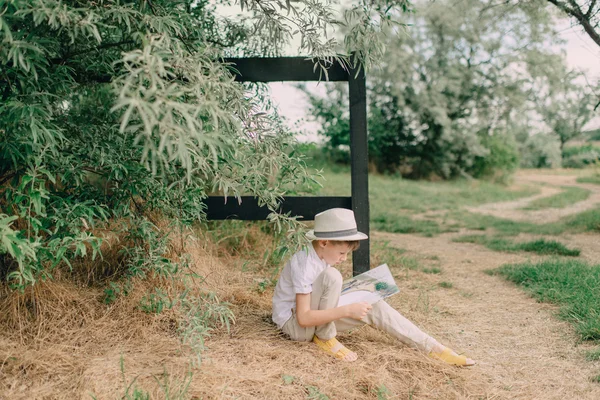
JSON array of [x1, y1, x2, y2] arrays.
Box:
[[303, 0, 598, 180]]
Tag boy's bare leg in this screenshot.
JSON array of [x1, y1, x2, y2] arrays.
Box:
[[335, 300, 475, 366]]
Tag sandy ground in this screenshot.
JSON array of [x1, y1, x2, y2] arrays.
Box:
[[189, 170, 600, 400], [369, 170, 600, 399], [375, 230, 600, 399], [2, 170, 599, 399]]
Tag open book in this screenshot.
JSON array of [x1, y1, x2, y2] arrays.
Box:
[[338, 264, 399, 306]]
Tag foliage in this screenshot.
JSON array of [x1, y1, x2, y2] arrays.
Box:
[[471, 133, 520, 183], [299, 83, 351, 165], [544, 0, 600, 48], [529, 61, 597, 149], [519, 133, 563, 168], [178, 290, 235, 365], [0, 0, 412, 290], [303, 0, 578, 179], [586, 129, 600, 141], [492, 259, 600, 340], [562, 145, 600, 168]]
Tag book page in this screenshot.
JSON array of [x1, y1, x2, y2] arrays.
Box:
[[337, 264, 399, 307]]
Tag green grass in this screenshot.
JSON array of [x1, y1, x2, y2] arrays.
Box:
[[315, 168, 538, 236], [452, 207, 600, 236], [491, 259, 600, 341], [521, 186, 590, 210], [317, 169, 538, 213], [371, 213, 446, 236], [311, 166, 600, 236], [438, 281, 453, 288], [422, 267, 442, 274], [400, 256, 421, 270], [585, 348, 600, 361], [577, 175, 600, 185], [516, 239, 580, 256], [453, 235, 580, 256]]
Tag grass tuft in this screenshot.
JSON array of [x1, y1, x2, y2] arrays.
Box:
[[516, 239, 580, 256], [452, 207, 600, 236], [400, 256, 421, 270], [453, 235, 580, 256], [577, 175, 600, 185], [585, 348, 600, 361], [494, 259, 600, 341], [372, 213, 444, 237], [316, 168, 539, 236], [521, 186, 590, 210], [438, 281, 453, 289]]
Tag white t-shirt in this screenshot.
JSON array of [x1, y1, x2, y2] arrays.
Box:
[[272, 245, 328, 329]]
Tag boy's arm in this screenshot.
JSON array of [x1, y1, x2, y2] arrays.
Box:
[[295, 293, 371, 328]]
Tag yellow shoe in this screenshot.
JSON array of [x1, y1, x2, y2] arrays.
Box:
[[312, 336, 357, 362], [429, 347, 473, 366]]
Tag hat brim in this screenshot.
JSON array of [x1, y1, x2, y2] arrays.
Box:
[[306, 230, 368, 241]]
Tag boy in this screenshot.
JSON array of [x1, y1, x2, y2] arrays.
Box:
[[272, 208, 474, 365]]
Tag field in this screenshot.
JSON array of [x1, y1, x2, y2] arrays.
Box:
[[2, 168, 600, 399]]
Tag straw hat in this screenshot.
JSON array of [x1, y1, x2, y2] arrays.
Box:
[[306, 208, 368, 241]]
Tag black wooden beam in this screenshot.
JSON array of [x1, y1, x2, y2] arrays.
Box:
[[223, 57, 349, 82], [348, 66, 370, 276], [206, 57, 370, 276], [204, 196, 352, 221]]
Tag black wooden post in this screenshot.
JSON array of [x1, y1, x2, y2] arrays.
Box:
[[348, 66, 370, 275], [209, 57, 371, 275]]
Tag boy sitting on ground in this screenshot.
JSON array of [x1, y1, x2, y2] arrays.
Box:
[[272, 208, 475, 365]]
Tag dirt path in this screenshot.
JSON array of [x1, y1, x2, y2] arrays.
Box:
[[375, 230, 600, 399], [466, 170, 600, 223], [370, 171, 600, 399]]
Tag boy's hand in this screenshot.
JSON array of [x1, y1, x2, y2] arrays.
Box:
[[346, 302, 372, 320]]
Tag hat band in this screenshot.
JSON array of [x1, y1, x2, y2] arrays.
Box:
[[313, 228, 357, 238]]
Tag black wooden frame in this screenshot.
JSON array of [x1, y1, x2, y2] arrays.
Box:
[[207, 57, 370, 275]]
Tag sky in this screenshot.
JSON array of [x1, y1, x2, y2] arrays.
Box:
[[217, 2, 600, 140], [269, 22, 600, 141]]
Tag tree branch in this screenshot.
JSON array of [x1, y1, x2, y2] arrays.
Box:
[[587, 0, 598, 17], [547, 0, 600, 47], [50, 40, 136, 65]]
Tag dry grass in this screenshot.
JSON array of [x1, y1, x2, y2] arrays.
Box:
[[0, 225, 504, 399]]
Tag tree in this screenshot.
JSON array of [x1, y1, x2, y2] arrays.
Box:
[[545, 0, 600, 47], [525, 52, 597, 149], [306, 0, 566, 179], [540, 75, 596, 150], [0, 0, 409, 290]]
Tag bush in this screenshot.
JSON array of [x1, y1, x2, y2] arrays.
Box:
[[471, 133, 520, 182], [562, 145, 600, 168], [585, 129, 600, 141], [519, 133, 562, 168]]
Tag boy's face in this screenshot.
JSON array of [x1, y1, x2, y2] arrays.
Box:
[[317, 241, 353, 266]]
